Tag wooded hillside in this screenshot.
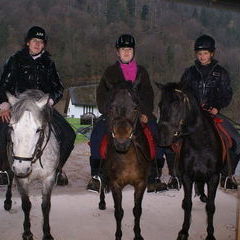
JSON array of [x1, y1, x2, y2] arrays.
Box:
[[0, 0, 239, 118]]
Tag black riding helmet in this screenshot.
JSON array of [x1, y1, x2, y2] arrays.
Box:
[[115, 34, 135, 49], [194, 35, 215, 52], [25, 26, 48, 43]]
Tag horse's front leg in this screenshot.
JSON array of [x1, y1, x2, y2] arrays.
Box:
[[133, 183, 146, 240], [205, 174, 219, 240], [177, 175, 193, 240], [16, 179, 33, 240], [99, 187, 106, 210], [4, 170, 14, 211], [111, 184, 123, 240], [42, 175, 55, 240]]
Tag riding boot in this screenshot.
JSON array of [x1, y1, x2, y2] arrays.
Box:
[[147, 161, 167, 193], [87, 157, 102, 193], [0, 150, 10, 186], [165, 150, 181, 190], [220, 150, 238, 190], [56, 143, 75, 186], [220, 175, 238, 190]]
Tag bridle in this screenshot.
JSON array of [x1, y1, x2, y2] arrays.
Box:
[[8, 123, 51, 168], [160, 89, 191, 138], [111, 108, 140, 141]]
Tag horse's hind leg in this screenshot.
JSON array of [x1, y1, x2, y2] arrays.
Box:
[[133, 183, 146, 240], [195, 182, 207, 203], [177, 175, 193, 240], [205, 175, 219, 240], [112, 185, 123, 240], [42, 178, 55, 240], [99, 187, 106, 210], [4, 171, 14, 211]]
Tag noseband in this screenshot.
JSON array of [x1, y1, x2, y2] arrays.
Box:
[[111, 109, 140, 141]]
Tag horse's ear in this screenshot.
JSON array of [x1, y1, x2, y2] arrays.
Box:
[[154, 81, 164, 90], [6, 92, 19, 106], [36, 94, 49, 109]]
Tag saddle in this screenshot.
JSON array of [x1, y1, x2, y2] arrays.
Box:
[[171, 117, 232, 163], [213, 117, 232, 162], [99, 124, 156, 160]]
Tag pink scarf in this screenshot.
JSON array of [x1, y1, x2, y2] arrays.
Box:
[[120, 60, 137, 82]]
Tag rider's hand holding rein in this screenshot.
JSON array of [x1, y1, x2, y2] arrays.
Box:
[[208, 107, 218, 115], [0, 102, 11, 122], [140, 114, 148, 123]]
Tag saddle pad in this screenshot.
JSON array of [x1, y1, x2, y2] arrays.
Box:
[[99, 125, 156, 160]]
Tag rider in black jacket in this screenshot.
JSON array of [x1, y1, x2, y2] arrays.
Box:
[[180, 34, 239, 189], [0, 26, 76, 185]]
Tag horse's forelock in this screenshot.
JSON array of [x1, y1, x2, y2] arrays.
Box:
[[11, 90, 51, 124]]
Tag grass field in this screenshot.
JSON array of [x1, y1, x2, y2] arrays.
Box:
[[66, 118, 90, 143]]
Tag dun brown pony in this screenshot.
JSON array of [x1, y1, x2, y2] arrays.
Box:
[[98, 86, 151, 240], [157, 82, 224, 240]]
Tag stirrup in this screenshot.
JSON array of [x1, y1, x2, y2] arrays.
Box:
[[93, 175, 102, 194], [0, 171, 10, 186], [221, 175, 237, 190], [87, 175, 102, 194], [167, 176, 181, 191]]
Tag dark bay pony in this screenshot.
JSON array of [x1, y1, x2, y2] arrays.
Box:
[[157, 82, 224, 240], [7, 90, 60, 240], [98, 86, 151, 240]]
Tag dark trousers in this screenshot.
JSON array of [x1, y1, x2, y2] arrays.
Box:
[[217, 114, 240, 175], [51, 110, 76, 170], [0, 122, 10, 171]]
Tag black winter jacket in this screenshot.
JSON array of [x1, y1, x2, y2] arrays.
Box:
[[179, 60, 232, 110], [97, 61, 155, 119], [0, 48, 63, 104]]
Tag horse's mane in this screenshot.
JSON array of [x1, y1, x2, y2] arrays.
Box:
[[108, 82, 139, 109], [160, 82, 206, 133], [11, 90, 52, 124]]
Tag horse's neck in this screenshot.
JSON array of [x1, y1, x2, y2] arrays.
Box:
[[186, 109, 215, 143]]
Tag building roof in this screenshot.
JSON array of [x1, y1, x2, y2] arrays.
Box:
[[68, 84, 98, 106]]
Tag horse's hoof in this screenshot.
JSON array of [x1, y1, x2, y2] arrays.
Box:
[[42, 234, 54, 240], [205, 236, 216, 240], [4, 200, 12, 211], [56, 171, 68, 186], [99, 202, 106, 210], [22, 232, 33, 240], [200, 194, 208, 203], [134, 236, 144, 240], [177, 231, 188, 240]]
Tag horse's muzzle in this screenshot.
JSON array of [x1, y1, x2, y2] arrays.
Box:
[[12, 163, 32, 178], [113, 138, 132, 153]]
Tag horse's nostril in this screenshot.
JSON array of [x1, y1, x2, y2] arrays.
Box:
[[12, 166, 15, 172], [26, 167, 31, 173]]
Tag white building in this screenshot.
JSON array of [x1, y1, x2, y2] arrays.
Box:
[[67, 84, 101, 118]]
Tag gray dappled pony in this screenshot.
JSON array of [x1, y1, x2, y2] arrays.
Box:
[[7, 89, 59, 240]]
